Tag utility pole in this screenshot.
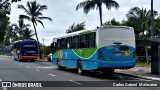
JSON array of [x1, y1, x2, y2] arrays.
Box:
[[42, 38, 45, 56], [151, 0, 154, 38]]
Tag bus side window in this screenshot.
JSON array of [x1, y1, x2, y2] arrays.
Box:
[[51, 42, 57, 53], [88, 32, 96, 48], [72, 36, 79, 49], [61, 38, 67, 49], [51, 42, 53, 52], [64, 38, 67, 49], [67, 37, 72, 49], [57, 39, 61, 50], [80, 34, 87, 48], [60, 38, 63, 49]]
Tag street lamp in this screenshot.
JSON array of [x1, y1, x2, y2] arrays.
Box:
[[151, 0, 154, 38]]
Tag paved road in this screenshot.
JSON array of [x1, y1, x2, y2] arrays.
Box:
[[0, 55, 159, 90]]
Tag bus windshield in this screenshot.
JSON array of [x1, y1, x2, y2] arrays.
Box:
[[102, 28, 134, 40], [99, 28, 135, 48]]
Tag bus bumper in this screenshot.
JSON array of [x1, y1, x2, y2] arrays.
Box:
[[20, 56, 38, 60], [97, 60, 136, 69]]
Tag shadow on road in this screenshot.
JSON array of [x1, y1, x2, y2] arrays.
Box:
[[55, 68, 135, 80]]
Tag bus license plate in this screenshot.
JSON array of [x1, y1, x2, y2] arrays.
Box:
[[115, 53, 121, 56]]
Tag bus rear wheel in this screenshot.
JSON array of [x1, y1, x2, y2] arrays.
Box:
[[77, 61, 85, 75], [57, 60, 62, 70]]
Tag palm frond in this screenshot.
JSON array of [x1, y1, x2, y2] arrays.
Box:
[[27, 1, 32, 16], [36, 19, 45, 28], [83, 1, 96, 14], [17, 4, 31, 15], [37, 16, 52, 21], [76, 1, 91, 10], [25, 24, 31, 27], [37, 5, 47, 13], [36, 12, 42, 16], [19, 15, 31, 21], [102, 0, 119, 10]]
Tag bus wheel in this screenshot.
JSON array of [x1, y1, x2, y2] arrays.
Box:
[[57, 60, 62, 70], [77, 61, 84, 75], [30, 60, 35, 62]]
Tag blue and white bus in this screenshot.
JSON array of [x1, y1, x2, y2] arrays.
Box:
[[13, 39, 38, 62], [51, 26, 136, 75]]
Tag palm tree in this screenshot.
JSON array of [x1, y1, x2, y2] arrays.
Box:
[[76, 0, 119, 26], [126, 7, 158, 39], [18, 1, 52, 59], [13, 19, 30, 39], [22, 28, 35, 39], [126, 7, 158, 63], [127, 7, 150, 38]]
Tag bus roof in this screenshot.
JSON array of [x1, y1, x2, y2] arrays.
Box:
[[52, 25, 133, 41], [52, 29, 96, 40], [13, 39, 37, 44]]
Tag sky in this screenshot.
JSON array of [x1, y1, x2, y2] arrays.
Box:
[[10, 0, 160, 45]]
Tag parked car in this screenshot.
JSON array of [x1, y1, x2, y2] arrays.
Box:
[[47, 53, 52, 62]]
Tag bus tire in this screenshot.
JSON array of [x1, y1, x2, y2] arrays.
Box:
[[57, 60, 62, 70], [77, 61, 85, 75], [48, 58, 51, 62], [30, 60, 35, 62]]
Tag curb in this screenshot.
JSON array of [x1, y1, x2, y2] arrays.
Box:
[[115, 72, 160, 82]]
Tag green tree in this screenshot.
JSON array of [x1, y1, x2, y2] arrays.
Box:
[[0, 0, 21, 46], [126, 7, 158, 39], [104, 18, 120, 25], [126, 7, 159, 63], [0, 10, 8, 42], [3, 24, 19, 45], [76, 0, 119, 26], [21, 28, 35, 39], [154, 16, 160, 38], [66, 22, 85, 33], [0, 0, 11, 43], [12, 19, 30, 39], [18, 1, 52, 59]]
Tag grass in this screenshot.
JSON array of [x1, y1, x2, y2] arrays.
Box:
[[136, 62, 151, 67]]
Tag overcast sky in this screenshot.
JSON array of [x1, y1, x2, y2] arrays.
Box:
[[10, 0, 160, 45]]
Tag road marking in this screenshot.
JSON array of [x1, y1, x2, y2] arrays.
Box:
[[48, 74, 56, 77], [26, 66, 30, 68], [35, 69, 40, 71], [69, 80, 82, 85]]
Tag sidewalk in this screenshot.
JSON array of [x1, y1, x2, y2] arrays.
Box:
[[115, 66, 160, 81]]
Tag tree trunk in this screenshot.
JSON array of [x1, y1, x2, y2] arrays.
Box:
[[99, 5, 103, 26], [32, 22, 42, 59]]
